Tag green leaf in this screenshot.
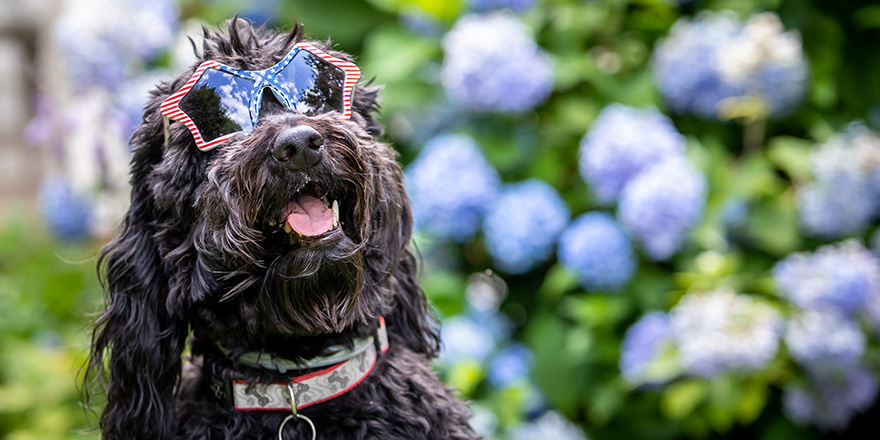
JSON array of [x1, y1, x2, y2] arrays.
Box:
[[359, 25, 438, 83], [766, 136, 814, 182], [747, 192, 802, 256], [562, 295, 631, 328], [661, 379, 709, 420], [538, 264, 579, 301], [736, 380, 769, 424]]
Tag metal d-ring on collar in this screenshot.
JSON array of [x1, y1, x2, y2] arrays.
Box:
[[278, 380, 316, 440]]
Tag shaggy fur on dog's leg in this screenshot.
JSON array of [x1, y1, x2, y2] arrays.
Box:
[[85, 18, 480, 440]]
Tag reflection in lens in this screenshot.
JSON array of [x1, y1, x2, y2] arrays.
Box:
[[179, 68, 254, 142], [277, 50, 345, 116]]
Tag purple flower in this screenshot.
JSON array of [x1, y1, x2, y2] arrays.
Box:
[[441, 12, 553, 113], [483, 180, 570, 274], [468, 0, 536, 13], [578, 104, 686, 204], [653, 11, 807, 119], [785, 309, 865, 368], [617, 157, 707, 261], [507, 411, 588, 440], [488, 344, 534, 387], [53, 0, 179, 89], [439, 315, 497, 364], [38, 176, 92, 241], [406, 134, 501, 242], [773, 240, 880, 314], [797, 123, 880, 238], [557, 212, 636, 292], [783, 365, 878, 431], [652, 11, 744, 118], [620, 312, 676, 385], [670, 289, 782, 377]]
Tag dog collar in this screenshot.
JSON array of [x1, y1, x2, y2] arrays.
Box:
[[209, 317, 389, 411]]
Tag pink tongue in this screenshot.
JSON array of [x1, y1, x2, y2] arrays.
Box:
[[286, 195, 333, 237]]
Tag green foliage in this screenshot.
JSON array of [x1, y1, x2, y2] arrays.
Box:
[[0, 217, 102, 439]]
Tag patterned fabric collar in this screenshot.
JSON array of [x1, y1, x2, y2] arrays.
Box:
[[209, 317, 389, 411]]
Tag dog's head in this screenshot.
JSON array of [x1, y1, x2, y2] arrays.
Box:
[[87, 19, 438, 438]]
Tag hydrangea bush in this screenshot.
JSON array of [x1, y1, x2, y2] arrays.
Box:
[[24, 1, 880, 439]]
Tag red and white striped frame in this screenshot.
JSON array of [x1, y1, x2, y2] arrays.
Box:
[[159, 60, 237, 151], [159, 43, 362, 152], [294, 42, 362, 121]]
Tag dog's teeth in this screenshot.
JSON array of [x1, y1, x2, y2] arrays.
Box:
[[332, 200, 339, 228], [322, 196, 330, 209], [283, 221, 292, 233]]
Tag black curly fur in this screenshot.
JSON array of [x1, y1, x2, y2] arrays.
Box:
[[85, 19, 479, 440]]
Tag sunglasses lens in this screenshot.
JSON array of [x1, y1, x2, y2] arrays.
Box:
[[179, 68, 255, 142], [276, 49, 346, 116]]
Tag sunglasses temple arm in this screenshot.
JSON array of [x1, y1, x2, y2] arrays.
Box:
[[163, 116, 170, 146]]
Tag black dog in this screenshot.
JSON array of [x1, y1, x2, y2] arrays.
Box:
[[85, 19, 478, 440]]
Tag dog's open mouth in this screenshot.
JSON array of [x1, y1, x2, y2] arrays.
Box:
[[272, 182, 341, 245]]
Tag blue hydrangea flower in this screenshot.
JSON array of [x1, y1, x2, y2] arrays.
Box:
[[441, 12, 553, 113], [785, 309, 866, 368], [671, 289, 782, 377], [483, 180, 570, 274], [797, 123, 880, 238], [468, 404, 500, 437], [713, 12, 808, 116], [578, 104, 686, 204], [406, 134, 501, 242], [38, 176, 92, 241], [53, 0, 179, 89], [653, 11, 807, 118], [783, 365, 878, 432], [468, 0, 536, 13], [652, 11, 744, 118], [617, 157, 707, 261], [773, 240, 880, 314], [439, 315, 497, 365], [557, 212, 636, 292], [620, 311, 676, 385], [488, 343, 534, 387], [507, 411, 588, 440], [112, 71, 171, 140]]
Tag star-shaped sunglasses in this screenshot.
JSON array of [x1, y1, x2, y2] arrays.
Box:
[[160, 42, 361, 151]]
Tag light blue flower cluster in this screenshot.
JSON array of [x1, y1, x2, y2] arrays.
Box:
[[38, 176, 92, 241], [783, 365, 879, 432], [773, 240, 880, 314], [579, 105, 686, 204], [617, 157, 707, 261], [483, 180, 570, 274], [619, 311, 675, 385], [784, 309, 866, 367], [468, 0, 536, 13], [670, 289, 782, 377], [406, 134, 501, 243], [557, 212, 636, 292], [441, 12, 553, 113], [797, 123, 880, 238], [507, 411, 588, 440], [438, 315, 498, 365], [488, 343, 534, 387], [53, 0, 179, 89], [652, 11, 807, 119]]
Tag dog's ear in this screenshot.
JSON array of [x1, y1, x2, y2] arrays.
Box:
[[85, 91, 189, 439], [365, 150, 440, 356]]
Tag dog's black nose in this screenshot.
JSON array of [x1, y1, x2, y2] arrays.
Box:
[[271, 126, 324, 169]]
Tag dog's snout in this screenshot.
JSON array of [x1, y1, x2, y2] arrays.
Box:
[[271, 126, 324, 169]]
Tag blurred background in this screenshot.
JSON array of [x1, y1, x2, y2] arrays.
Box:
[[2, 0, 880, 438]]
